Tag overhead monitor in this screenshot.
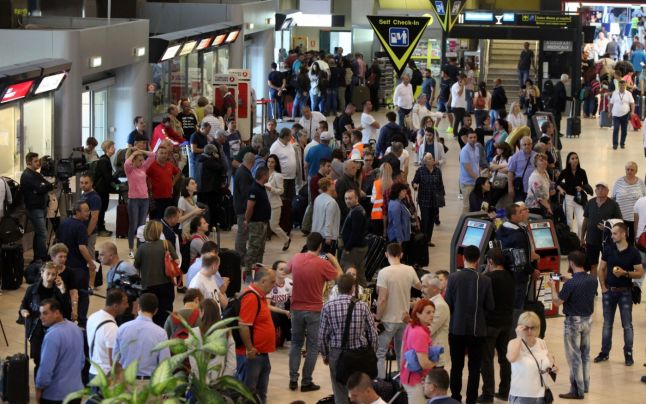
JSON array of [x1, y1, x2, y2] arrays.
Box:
[[179, 40, 198, 56], [532, 227, 556, 249], [212, 34, 227, 47], [160, 44, 182, 61], [225, 30, 240, 44], [34, 72, 66, 95], [196, 37, 213, 50], [1, 80, 34, 103]]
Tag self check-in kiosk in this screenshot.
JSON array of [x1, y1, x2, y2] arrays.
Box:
[[527, 219, 561, 317], [451, 213, 495, 272]]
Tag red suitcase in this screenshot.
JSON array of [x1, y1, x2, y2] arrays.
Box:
[[115, 194, 129, 239]]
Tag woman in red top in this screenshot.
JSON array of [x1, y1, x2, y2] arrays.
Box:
[[401, 299, 437, 403]]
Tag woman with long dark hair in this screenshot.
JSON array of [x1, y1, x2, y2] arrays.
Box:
[[309, 61, 326, 113], [473, 81, 491, 128], [489, 142, 513, 207], [556, 152, 591, 238], [469, 177, 493, 213]]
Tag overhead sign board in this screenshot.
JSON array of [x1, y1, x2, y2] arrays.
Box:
[[429, 0, 468, 32], [544, 40, 573, 52], [367, 15, 431, 77], [456, 12, 577, 29], [1, 80, 34, 103]]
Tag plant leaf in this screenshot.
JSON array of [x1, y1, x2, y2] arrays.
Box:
[[202, 338, 228, 356], [123, 359, 139, 385], [63, 389, 88, 403], [204, 317, 237, 336], [151, 359, 172, 395], [86, 360, 108, 388], [212, 375, 257, 402], [152, 338, 186, 352]]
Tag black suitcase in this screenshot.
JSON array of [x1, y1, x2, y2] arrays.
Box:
[[373, 350, 407, 404], [566, 116, 581, 137], [365, 234, 388, 282], [405, 233, 429, 268], [216, 192, 235, 231], [0, 243, 24, 290], [0, 336, 29, 403], [219, 248, 242, 298]]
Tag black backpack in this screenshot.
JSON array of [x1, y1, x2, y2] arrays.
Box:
[[318, 71, 330, 93], [222, 289, 262, 347], [411, 69, 423, 86]]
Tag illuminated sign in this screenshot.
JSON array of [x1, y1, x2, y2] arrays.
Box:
[[179, 40, 198, 56], [196, 37, 213, 50], [160, 44, 181, 61], [1, 80, 34, 103], [213, 34, 227, 47], [518, 14, 574, 27], [34, 73, 66, 94], [225, 31, 240, 44]]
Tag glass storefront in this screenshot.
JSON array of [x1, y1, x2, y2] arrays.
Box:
[[0, 96, 53, 179], [151, 47, 230, 121]]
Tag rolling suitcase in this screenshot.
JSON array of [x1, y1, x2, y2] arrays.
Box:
[[0, 335, 29, 403], [372, 347, 407, 404], [352, 84, 370, 108], [365, 234, 388, 282], [115, 194, 129, 239], [218, 248, 242, 297], [0, 243, 23, 290], [216, 192, 235, 231], [566, 117, 581, 137]]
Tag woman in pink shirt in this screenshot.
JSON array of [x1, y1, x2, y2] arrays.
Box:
[[124, 149, 154, 257], [401, 299, 437, 403]]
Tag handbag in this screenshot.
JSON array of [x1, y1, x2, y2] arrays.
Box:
[[632, 283, 642, 304], [513, 156, 531, 195], [522, 339, 554, 404], [636, 225, 646, 253], [491, 170, 507, 189], [335, 299, 378, 384], [163, 240, 182, 282]]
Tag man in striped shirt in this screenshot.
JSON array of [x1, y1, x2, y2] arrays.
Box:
[[319, 274, 377, 404]]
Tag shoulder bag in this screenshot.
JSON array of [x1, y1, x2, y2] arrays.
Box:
[[163, 240, 182, 282], [335, 299, 378, 384], [521, 339, 554, 404], [513, 155, 531, 196]]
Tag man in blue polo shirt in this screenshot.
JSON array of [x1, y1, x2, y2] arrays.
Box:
[[507, 136, 536, 202], [305, 131, 333, 178], [459, 130, 480, 213], [549, 250, 598, 400], [594, 222, 643, 367]]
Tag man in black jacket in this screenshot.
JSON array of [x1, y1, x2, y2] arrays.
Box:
[[94, 140, 119, 237], [376, 111, 405, 157], [340, 189, 368, 285], [21, 152, 54, 261], [552, 74, 570, 136], [445, 245, 495, 404], [490, 79, 508, 120], [234, 153, 255, 256], [335, 160, 361, 223]]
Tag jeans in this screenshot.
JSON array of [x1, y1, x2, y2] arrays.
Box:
[[26, 208, 48, 261], [600, 290, 633, 356], [310, 93, 325, 114], [612, 113, 629, 147], [289, 310, 321, 385], [151, 198, 173, 220], [518, 70, 529, 88], [235, 214, 249, 257], [328, 347, 350, 404], [564, 316, 592, 397], [269, 88, 283, 120], [72, 267, 90, 328], [127, 198, 149, 249], [481, 325, 512, 398], [238, 353, 271, 404], [449, 334, 484, 404], [397, 107, 412, 127], [327, 88, 339, 115], [292, 91, 308, 118], [338, 86, 347, 112], [509, 396, 545, 404], [376, 322, 405, 379], [583, 95, 598, 116], [466, 89, 474, 114], [474, 109, 489, 128], [452, 107, 466, 136]]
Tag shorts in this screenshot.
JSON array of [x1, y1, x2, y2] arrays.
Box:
[[437, 100, 449, 113], [585, 243, 601, 268]]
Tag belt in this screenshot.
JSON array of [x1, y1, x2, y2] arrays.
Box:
[[609, 287, 631, 292], [136, 375, 151, 380]]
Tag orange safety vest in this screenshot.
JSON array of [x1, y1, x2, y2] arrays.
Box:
[[371, 179, 384, 220], [353, 143, 364, 158]]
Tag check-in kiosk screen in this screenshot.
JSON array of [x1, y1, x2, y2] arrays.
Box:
[[532, 228, 555, 249], [462, 221, 486, 247]]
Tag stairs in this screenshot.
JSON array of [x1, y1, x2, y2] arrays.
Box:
[[487, 39, 538, 92]]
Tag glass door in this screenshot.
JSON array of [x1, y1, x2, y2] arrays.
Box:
[[0, 105, 21, 178], [82, 88, 109, 146]]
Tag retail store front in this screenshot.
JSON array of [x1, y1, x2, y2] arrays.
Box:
[[0, 59, 70, 179]]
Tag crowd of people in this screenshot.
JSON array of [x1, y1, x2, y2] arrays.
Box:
[[10, 42, 646, 404]]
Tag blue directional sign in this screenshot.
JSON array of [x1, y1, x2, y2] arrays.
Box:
[[435, 1, 446, 15], [389, 27, 409, 47]]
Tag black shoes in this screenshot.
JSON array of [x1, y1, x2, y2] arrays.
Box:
[[476, 395, 493, 403], [559, 393, 584, 400], [494, 392, 508, 401], [626, 352, 634, 366], [593, 353, 609, 363], [282, 237, 291, 251], [288, 381, 297, 391], [300, 383, 320, 392]]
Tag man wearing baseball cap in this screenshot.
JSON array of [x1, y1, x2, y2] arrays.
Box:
[[581, 181, 622, 277]]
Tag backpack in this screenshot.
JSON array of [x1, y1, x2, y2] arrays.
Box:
[[485, 137, 497, 163], [411, 69, 423, 86], [318, 71, 330, 92], [170, 308, 201, 339], [2, 176, 23, 212], [222, 289, 262, 348]]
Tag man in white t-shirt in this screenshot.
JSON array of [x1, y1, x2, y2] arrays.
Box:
[[393, 74, 415, 127], [86, 289, 129, 378], [375, 243, 422, 379], [609, 79, 635, 149], [450, 73, 468, 137], [360, 100, 381, 144], [299, 105, 326, 140], [188, 253, 228, 308], [634, 196, 646, 287]]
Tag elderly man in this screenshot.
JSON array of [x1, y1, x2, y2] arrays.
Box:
[[421, 273, 450, 368], [201, 104, 223, 134], [507, 136, 537, 202], [299, 105, 326, 140], [234, 153, 256, 256], [270, 127, 298, 230], [335, 160, 361, 222], [312, 178, 341, 255]]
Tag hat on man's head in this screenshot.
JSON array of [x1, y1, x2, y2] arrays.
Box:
[[320, 131, 333, 141], [595, 181, 609, 189]]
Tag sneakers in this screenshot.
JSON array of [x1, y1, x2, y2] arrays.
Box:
[[626, 352, 635, 366], [128, 251, 135, 259], [300, 383, 320, 392], [593, 353, 609, 363]]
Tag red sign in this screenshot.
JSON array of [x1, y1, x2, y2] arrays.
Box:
[[1, 80, 34, 103]]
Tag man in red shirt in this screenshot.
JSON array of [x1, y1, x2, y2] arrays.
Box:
[[286, 232, 343, 392], [146, 145, 181, 220], [237, 266, 277, 404], [151, 117, 184, 151]]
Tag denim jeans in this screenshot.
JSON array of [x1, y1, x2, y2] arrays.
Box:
[[268, 88, 283, 120], [289, 310, 321, 385], [509, 396, 545, 404], [583, 95, 597, 116], [237, 353, 271, 403], [27, 208, 48, 261], [292, 92, 308, 118], [518, 70, 529, 88], [612, 113, 629, 147], [397, 108, 412, 127], [127, 198, 149, 249], [452, 107, 466, 136], [327, 347, 350, 404], [376, 322, 405, 379], [310, 93, 325, 114], [601, 290, 633, 356], [564, 316, 592, 397], [327, 88, 339, 115]]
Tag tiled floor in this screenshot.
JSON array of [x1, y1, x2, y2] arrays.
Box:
[[1, 112, 646, 403]]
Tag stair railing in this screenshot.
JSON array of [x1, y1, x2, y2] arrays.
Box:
[[481, 39, 491, 85]]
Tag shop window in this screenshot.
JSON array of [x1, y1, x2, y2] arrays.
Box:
[[188, 52, 201, 100], [23, 97, 52, 157], [0, 106, 20, 178], [217, 47, 229, 74], [202, 51, 215, 102], [82, 88, 109, 146]]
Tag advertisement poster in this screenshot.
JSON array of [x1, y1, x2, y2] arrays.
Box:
[[228, 69, 252, 140]]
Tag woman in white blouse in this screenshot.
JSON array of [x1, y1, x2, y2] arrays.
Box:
[[507, 311, 557, 403], [507, 102, 526, 131], [612, 161, 646, 243], [525, 153, 554, 216], [266, 154, 291, 250]]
